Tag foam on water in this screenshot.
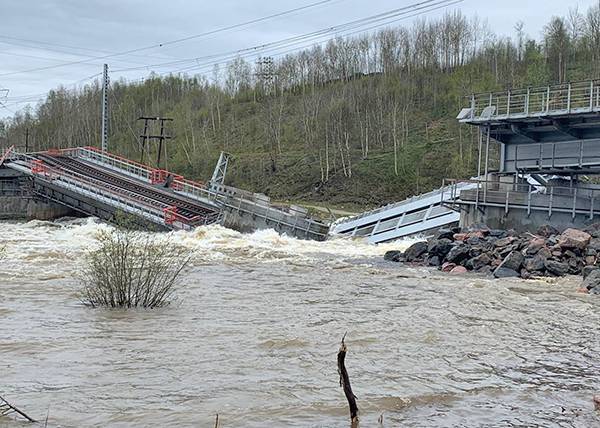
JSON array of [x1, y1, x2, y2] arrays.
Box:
[[0, 218, 423, 270]]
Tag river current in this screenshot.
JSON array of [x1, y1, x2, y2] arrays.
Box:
[[1, 218, 599, 427]]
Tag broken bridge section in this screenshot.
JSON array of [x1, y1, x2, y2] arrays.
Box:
[[4, 146, 223, 230], [1, 146, 330, 240]]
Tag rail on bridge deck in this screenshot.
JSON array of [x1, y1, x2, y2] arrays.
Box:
[[3, 146, 221, 230], [1, 146, 330, 240]]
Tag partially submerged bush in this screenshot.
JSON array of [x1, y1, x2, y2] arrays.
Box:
[[80, 228, 192, 308], [0, 244, 5, 261]]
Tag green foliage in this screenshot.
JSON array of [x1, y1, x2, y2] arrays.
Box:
[[80, 228, 192, 308], [4, 6, 600, 208]]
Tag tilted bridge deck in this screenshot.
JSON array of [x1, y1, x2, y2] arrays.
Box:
[[329, 182, 477, 243], [2, 146, 330, 239], [5, 147, 221, 230]]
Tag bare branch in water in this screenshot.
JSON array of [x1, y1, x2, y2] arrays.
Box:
[[0, 395, 37, 423], [337, 334, 359, 426]]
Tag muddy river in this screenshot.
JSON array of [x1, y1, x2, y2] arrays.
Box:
[[1, 219, 599, 427]]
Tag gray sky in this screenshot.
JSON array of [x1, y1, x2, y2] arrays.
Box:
[[0, 0, 598, 117]]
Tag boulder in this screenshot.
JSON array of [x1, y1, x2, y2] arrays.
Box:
[[537, 247, 552, 259], [384, 250, 403, 262], [435, 228, 455, 240], [427, 255, 441, 267], [465, 236, 482, 246], [583, 222, 600, 238], [493, 266, 520, 278], [494, 237, 517, 248], [582, 266, 598, 279], [544, 260, 569, 276], [404, 241, 428, 262], [557, 228, 591, 250], [585, 255, 596, 266], [523, 255, 545, 272], [441, 262, 456, 273], [582, 269, 600, 291], [445, 244, 471, 265], [488, 229, 508, 238], [526, 237, 546, 255], [465, 253, 491, 271], [427, 238, 453, 258], [498, 251, 524, 272], [453, 233, 467, 242], [450, 266, 468, 275], [520, 269, 532, 279], [587, 238, 600, 252], [537, 224, 559, 238]]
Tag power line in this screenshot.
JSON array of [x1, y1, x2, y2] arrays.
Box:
[[0, 0, 342, 78], [111, 0, 455, 75], [131, 0, 461, 79], [1, 0, 460, 111]]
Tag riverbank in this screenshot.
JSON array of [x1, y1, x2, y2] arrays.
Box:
[[385, 224, 600, 294]]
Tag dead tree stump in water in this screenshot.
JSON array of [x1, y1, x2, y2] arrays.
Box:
[[337, 333, 358, 425]]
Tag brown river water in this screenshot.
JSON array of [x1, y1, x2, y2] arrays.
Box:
[[1, 218, 599, 428]]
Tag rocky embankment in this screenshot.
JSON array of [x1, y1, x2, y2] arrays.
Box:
[[385, 224, 600, 294]]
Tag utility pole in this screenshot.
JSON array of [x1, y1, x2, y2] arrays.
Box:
[[101, 64, 109, 152], [137, 116, 173, 169]]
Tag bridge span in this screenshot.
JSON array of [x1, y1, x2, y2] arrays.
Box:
[[1, 146, 329, 240]]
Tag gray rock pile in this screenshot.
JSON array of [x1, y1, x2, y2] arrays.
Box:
[[384, 224, 600, 294]]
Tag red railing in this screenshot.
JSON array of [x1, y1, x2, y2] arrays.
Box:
[[41, 147, 207, 194]]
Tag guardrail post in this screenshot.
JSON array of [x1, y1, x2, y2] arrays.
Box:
[[567, 82, 572, 112], [590, 80, 594, 110], [572, 187, 577, 219], [579, 141, 584, 168], [507, 90, 511, 116], [471, 94, 476, 119], [546, 85, 551, 112], [548, 187, 554, 218], [527, 184, 532, 216], [525, 88, 530, 115], [505, 190, 509, 213]]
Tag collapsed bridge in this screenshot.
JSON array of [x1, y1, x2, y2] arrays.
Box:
[[1, 146, 329, 240]]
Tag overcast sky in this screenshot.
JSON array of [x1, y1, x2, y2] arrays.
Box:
[[0, 0, 598, 117]]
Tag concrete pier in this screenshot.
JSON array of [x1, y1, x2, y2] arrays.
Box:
[[0, 168, 74, 220]]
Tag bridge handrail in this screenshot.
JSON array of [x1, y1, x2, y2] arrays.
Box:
[[15, 155, 169, 220], [463, 79, 600, 122]]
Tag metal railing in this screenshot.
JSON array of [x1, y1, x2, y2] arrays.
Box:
[[9, 154, 180, 226], [443, 178, 600, 220], [464, 79, 600, 122]]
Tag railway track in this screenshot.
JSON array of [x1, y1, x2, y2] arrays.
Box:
[[36, 154, 217, 222]]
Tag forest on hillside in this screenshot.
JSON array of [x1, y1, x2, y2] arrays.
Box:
[[2, 3, 600, 207]]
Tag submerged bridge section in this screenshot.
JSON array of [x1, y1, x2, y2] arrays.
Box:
[[329, 182, 477, 243], [2, 147, 329, 240]]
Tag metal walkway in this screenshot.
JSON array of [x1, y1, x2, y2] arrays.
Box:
[[329, 182, 476, 243]]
